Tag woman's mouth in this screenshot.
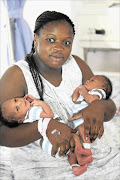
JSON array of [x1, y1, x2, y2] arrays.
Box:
[[49, 54, 64, 62]]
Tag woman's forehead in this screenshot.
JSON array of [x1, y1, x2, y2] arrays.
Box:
[[41, 21, 74, 35]]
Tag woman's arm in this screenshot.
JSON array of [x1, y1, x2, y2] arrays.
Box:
[[0, 65, 40, 146], [0, 121, 42, 147], [72, 55, 94, 102], [0, 65, 75, 153]]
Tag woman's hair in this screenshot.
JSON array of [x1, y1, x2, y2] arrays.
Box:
[[25, 11, 75, 100], [33, 11, 75, 36], [0, 105, 19, 128], [101, 75, 112, 99]]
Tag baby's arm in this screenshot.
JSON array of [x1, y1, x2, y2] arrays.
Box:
[[24, 94, 54, 118], [79, 86, 99, 104], [31, 100, 54, 118], [24, 94, 37, 103]]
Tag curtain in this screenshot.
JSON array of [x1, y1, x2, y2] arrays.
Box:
[[2, 0, 33, 64]]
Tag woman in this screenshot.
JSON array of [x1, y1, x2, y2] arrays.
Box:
[[0, 11, 116, 177]]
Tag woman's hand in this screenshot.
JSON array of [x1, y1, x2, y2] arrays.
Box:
[[69, 100, 104, 142], [46, 119, 76, 156]]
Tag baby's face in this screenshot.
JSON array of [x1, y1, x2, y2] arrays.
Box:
[[84, 75, 104, 91], [2, 97, 31, 123]]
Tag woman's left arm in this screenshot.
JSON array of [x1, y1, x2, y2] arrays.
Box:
[[82, 99, 116, 142], [71, 55, 116, 142]]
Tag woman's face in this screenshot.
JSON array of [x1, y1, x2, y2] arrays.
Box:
[[34, 21, 74, 69]]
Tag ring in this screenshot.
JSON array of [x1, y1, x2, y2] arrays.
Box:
[[66, 149, 70, 155]]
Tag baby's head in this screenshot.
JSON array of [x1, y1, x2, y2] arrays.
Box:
[[84, 75, 112, 99], [0, 97, 31, 128]]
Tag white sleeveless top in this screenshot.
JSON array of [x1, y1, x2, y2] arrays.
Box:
[[15, 55, 82, 123]]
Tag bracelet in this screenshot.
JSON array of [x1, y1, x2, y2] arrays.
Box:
[[38, 118, 51, 137], [73, 118, 84, 129], [83, 143, 91, 149]]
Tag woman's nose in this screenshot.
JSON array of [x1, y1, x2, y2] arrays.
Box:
[[53, 43, 64, 51]]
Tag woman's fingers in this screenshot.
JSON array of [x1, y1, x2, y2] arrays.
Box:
[[98, 125, 104, 139], [59, 143, 66, 156], [92, 126, 99, 142], [84, 119, 90, 141], [69, 113, 82, 122], [70, 136, 75, 152], [51, 137, 75, 157], [47, 119, 77, 156], [65, 140, 70, 151], [52, 144, 59, 157]]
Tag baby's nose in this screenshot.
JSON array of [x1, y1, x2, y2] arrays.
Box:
[[86, 80, 89, 84]]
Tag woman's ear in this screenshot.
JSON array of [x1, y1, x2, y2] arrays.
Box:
[[34, 34, 38, 47]]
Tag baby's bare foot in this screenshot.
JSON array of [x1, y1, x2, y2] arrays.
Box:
[[71, 164, 87, 176], [75, 150, 93, 166], [76, 147, 92, 156]]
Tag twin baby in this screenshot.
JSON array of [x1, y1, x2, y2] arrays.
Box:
[[0, 75, 112, 176]]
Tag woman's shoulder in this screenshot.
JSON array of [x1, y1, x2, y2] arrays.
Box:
[[72, 55, 88, 68], [1, 63, 24, 80], [15, 60, 28, 69], [0, 63, 27, 105], [72, 54, 94, 82], [64, 55, 82, 74]]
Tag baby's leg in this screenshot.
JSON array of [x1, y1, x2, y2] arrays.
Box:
[[68, 151, 88, 176], [77, 123, 92, 156], [68, 133, 93, 176], [73, 133, 93, 165]]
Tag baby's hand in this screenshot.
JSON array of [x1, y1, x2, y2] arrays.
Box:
[[72, 85, 87, 102], [79, 86, 88, 96], [31, 99, 41, 106], [24, 94, 36, 103]]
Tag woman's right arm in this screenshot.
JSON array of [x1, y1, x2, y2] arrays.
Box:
[[0, 65, 42, 146], [0, 65, 75, 153], [0, 121, 42, 147]]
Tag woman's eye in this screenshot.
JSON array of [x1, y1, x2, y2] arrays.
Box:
[[63, 41, 71, 46], [47, 38, 55, 43], [14, 98, 17, 102]]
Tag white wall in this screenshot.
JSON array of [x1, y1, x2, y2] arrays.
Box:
[[23, 0, 73, 32], [70, 0, 120, 72], [1, 0, 120, 76]]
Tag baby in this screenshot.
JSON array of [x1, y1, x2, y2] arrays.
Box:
[[70, 75, 112, 149]]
